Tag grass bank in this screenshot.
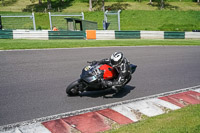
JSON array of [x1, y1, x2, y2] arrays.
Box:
[[0, 39, 200, 50], [105, 104, 200, 133], [119, 10, 200, 31], [1, 10, 200, 31]]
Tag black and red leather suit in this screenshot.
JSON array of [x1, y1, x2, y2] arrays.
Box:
[[97, 57, 132, 92]]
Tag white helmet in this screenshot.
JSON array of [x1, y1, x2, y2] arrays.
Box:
[[110, 52, 124, 67]]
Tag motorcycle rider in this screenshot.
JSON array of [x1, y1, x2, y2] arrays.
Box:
[[93, 52, 132, 94]]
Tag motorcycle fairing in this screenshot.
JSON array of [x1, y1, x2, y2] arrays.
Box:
[[81, 64, 116, 83]]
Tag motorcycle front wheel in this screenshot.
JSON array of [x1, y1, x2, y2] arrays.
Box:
[[66, 80, 81, 96]]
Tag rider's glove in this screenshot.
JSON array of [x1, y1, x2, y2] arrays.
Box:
[[91, 60, 98, 65], [107, 81, 113, 87]]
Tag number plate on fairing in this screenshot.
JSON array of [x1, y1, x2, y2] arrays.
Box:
[[84, 66, 92, 71]]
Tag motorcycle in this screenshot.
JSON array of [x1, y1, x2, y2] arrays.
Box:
[[66, 61, 137, 96]]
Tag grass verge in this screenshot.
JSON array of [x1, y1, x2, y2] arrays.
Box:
[[0, 39, 200, 50], [105, 104, 200, 133]]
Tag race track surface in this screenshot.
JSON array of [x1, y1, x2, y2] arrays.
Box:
[[0, 46, 200, 126]]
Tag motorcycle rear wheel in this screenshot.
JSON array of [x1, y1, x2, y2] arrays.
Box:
[[66, 80, 80, 96]]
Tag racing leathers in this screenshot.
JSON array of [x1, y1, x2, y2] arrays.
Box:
[[97, 57, 132, 93]]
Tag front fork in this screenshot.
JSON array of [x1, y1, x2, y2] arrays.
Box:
[[78, 80, 88, 93]]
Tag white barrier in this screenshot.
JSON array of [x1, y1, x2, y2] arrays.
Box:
[[13, 30, 48, 40], [141, 31, 164, 39], [96, 30, 115, 40], [185, 32, 200, 39]]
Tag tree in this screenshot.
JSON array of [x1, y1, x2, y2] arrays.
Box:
[[160, 0, 164, 9], [47, 0, 51, 10], [89, 0, 105, 11], [39, 0, 42, 5], [102, 0, 105, 12], [150, 0, 152, 4], [89, 0, 92, 11], [154, 0, 165, 10], [1, 0, 5, 6]]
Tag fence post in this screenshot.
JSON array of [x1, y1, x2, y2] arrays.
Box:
[[81, 12, 84, 20], [32, 12, 36, 30], [49, 12, 52, 31], [118, 10, 121, 31], [0, 15, 2, 30]]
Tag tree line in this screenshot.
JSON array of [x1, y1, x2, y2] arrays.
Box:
[[0, 0, 199, 10]]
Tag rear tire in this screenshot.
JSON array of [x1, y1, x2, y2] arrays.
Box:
[[66, 80, 80, 96]]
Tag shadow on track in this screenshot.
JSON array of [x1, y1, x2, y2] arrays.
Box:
[[79, 85, 135, 98]]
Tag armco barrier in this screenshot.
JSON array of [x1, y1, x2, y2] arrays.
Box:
[[185, 32, 200, 39], [1, 30, 200, 40], [48, 31, 85, 39], [164, 31, 185, 39], [141, 31, 164, 39], [96, 30, 115, 40], [0, 30, 13, 39], [13, 30, 48, 40], [115, 31, 140, 39]]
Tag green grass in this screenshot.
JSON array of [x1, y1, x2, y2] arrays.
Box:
[[0, 0, 35, 12], [120, 10, 200, 31], [0, 39, 200, 50], [35, 13, 50, 30], [105, 104, 200, 133]]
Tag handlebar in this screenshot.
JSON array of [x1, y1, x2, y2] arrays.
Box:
[[87, 60, 98, 65], [87, 61, 92, 64]]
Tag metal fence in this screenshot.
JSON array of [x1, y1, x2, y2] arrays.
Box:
[[1, 13, 36, 30], [104, 10, 121, 31]]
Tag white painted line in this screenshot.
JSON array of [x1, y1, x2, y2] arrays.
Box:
[[18, 123, 50, 133], [111, 98, 180, 122], [14, 129, 21, 133], [194, 88, 200, 93], [0, 128, 22, 133], [0, 45, 153, 52], [0, 45, 199, 52], [0, 130, 13, 133], [148, 98, 181, 110], [125, 99, 165, 117], [111, 105, 139, 122]]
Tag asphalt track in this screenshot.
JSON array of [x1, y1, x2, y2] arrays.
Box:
[[0, 46, 200, 126]]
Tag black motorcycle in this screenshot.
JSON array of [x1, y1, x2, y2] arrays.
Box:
[[66, 61, 137, 96]]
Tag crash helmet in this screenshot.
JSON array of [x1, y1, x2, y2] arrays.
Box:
[[110, 52, 124, 67]]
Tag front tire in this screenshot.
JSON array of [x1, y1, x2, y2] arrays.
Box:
[[66, 80, 81, 96]]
